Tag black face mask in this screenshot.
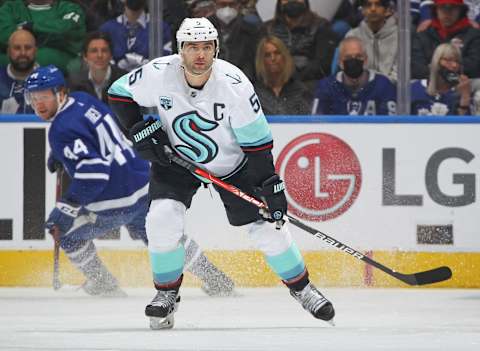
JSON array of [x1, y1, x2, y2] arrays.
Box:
[[438, 67, 460, 87], [281, 1, 307, 18], [126, 0, 146, 11], [343, 58, 364, 79]]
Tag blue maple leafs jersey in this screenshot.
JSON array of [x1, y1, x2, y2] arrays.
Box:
[[410, 80, 461, 115], [0, 66, 34, 114], [48, 91, 149, 212], [312, 70, 397, 115]]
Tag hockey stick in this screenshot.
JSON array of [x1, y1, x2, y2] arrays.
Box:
[[164, 148, 452, 286], [51, 168, 63, 290]]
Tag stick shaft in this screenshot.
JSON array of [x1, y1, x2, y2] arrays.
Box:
[[52, 169, 63, 290]]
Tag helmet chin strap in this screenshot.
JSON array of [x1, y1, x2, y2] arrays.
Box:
[[51, 91, 67, 119]]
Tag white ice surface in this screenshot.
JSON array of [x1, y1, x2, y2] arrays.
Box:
[[0, 287, 479, 351]]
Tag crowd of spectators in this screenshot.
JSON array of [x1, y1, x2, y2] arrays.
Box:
[[0, 0, 479, 116]]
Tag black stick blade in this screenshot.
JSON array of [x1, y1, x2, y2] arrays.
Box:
[[414, 266, 452, 285], [397, 266, 452, 286]]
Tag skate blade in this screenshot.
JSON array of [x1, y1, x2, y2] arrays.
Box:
[[149, 314, 175, 330], [326, 318, 336, 327]]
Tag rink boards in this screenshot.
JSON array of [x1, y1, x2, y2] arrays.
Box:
[[1, 115, 480, 287]]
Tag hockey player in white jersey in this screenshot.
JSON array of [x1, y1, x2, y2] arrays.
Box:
[[24, 65, 234, 297], [108, 17, 335, 328]]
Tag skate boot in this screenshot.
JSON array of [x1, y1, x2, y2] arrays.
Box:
[[145, 276, 183, 330], [290, 282, 335, 324], [145, 288, 181, 330]]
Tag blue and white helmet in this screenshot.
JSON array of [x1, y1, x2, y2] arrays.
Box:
[[176, 17, 219, 55], [25, 65, 66, 93]]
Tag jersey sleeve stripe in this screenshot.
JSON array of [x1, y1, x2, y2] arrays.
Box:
[[233, 115, 272, 147], [241, 142, 273, 152], [108, 95, 135, 103], [107, 74, 133, 98], [73, 172, 110, 181], [76, 158, 110, 169]]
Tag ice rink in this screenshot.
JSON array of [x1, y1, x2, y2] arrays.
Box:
[[0, 287, 479, 351]]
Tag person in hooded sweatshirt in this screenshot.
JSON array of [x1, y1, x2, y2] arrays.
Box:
[[345, 0, 398, 82]]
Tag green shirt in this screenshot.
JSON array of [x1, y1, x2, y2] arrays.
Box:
[[0, 0, 86, 72]]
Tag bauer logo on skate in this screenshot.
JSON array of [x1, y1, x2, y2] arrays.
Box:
[[276, 133, 362, 221]]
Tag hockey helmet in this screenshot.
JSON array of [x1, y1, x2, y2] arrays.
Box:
[[25, 65, 66, 93], [176, 17, 219, 55]]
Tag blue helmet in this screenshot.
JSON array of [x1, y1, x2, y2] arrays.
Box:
[[25, 65, 66, 93]]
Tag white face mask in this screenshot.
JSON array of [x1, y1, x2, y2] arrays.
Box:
[[216, 6, 238, 25]]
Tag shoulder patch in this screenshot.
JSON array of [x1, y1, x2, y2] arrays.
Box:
[[84, 106, 102, 124]]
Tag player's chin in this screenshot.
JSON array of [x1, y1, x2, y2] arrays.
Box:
[[37, 111, 53, 121]]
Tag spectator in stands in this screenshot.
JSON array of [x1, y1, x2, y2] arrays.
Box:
[[262, 0, 338, 89], [345, 0, 398, 82], [0, 29, 38, 114], [0, 0, 86, 73], [239, 0, 262, 25], [331, 0, 362, 39], [189, 0, 216, 18], [312, 36, 396, 115], [254, 35, 312, 115], [68, 32, 127, 104], [208, 0, 261, 82], [411, 0, 480, 79], [411, 43, 472, 115], [100, 0, 172, 71], [73, 0, 124, 31], [415, 0, 480, 31]]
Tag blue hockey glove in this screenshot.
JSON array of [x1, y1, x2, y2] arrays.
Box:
[[45, 201, 80, 235], [255, 175, 287, 229], [47, 151, 63, 174], [129, 117, 171, 166]]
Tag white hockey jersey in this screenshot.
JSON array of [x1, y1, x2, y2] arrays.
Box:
[[109, 55, 273, 177]]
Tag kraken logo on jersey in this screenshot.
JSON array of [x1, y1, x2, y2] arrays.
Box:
[[159, 96, 173, 110], [173, 111, 219, 163]]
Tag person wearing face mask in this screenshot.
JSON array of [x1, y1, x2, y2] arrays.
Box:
[[262, 0, 339, 90], [412, 0, 480, 79], [312, 36, 396, 115], [411, 43, 472, 115], [99, 0, 172, 71], [207, 0, 261, 82]]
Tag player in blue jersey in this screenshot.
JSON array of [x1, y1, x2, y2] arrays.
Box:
[[312, 36, 397, 115], [25, 65, 234, 297], [108, 17, 335, 329]]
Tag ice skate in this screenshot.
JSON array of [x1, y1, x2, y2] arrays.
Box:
[[145, 289, 181, 330], [290, 282, 335, 324]]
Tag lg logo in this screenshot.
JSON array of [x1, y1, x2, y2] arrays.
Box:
[[276, 133, 362, 221]]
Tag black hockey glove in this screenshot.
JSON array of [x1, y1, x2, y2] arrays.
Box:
[[129, 117, 171, 166], [47, 151, 63, 173], [255, 175, 287, 229]]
